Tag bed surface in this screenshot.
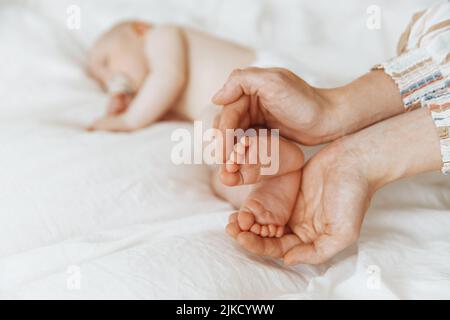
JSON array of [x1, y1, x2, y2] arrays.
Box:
[[1, 0, 449, 299]]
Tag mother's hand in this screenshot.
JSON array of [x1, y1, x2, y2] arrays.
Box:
[[227, 139, 370, 264], [227, 108, 442, 265], [212, 67, 404, 162], [212, 68, 336, 148]]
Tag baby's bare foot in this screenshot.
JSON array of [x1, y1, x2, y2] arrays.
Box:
[[227, 170, 301, 239], [220, 132, 304, 186]]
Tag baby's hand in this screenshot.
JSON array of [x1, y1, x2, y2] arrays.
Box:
[[106, 93, 132, 116], [86, 114, 134, 132], [87, 93, 135, 132]]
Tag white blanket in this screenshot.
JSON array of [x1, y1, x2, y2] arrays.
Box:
[[1, 0, 449, 299]]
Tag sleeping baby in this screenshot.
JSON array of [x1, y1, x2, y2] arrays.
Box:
[[86, 21, 258, 129], [87, 21, 305, 239]]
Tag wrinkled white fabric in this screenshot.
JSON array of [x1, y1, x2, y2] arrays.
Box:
[[0, 0, 449, 299]]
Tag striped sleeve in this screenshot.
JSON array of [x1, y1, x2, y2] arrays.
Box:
[[374, 1, 450, 174]]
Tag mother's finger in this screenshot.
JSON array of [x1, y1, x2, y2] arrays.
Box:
[[283, 234, 352, 265], [236, 232, 302, 259], [216, 95, 250, 163], [212, 67, 269, 106], [212, 110, 221, 130], [216, 94, 250, 131]]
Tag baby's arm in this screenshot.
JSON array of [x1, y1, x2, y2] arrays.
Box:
[[89, 26, 187, 132]]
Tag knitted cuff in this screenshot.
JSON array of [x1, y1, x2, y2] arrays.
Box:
[[427, 92, 450, 174], [373, 48, 446, 110], [374, 48, 450, 174]]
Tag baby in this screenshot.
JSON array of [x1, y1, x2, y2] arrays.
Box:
[[87, 21, 305, 238], [87, 21, 256, 129]]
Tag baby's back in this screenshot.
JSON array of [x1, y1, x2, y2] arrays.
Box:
[[173, 28, 255, 120]]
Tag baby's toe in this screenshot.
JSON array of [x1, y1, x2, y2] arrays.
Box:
[[237, 211, 255, 231], [276, 226, 285, 238], [226, 160, 240, 173], [250, 223, 261, 235], [234, 141, 247, 155], [260, 225, 269, 237], [220, 170, 242, 186], [249, 224, 282, 238], [230, 147, 245, 164], [268, 225, 277, 237], [239, 136, 251, 147]]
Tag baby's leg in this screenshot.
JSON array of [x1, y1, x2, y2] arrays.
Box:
[[221, 132, 304, 186]]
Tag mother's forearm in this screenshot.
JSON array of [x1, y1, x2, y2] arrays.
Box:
[[341, 108, 442, 192], [317, 70, 405, 140]]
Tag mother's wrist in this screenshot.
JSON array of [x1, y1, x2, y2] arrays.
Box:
[[341, 108, 442, 191], [316, 71, 406, 141]]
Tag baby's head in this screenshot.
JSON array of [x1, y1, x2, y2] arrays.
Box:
[[87, 21, 150, 94]]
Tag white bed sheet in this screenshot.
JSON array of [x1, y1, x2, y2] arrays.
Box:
[[1, 0, 449, 299]]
